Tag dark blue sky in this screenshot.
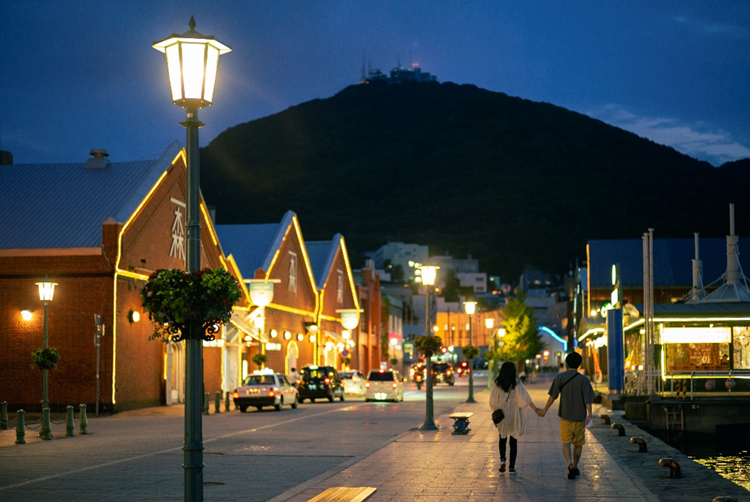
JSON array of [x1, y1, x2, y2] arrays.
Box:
[[2, 1, 749, 166]]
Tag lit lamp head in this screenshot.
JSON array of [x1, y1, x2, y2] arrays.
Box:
[[36, 277, 57, 302], [246, 279, 280, 308], [152, 17, 231, 109], [485, 318, 494, 329], [464, 301, 476, 316], [420, 265, 438, 287], [337, 309, 362, 331]]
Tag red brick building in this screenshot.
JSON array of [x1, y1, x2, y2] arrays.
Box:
[[0, 144, 242, 412]]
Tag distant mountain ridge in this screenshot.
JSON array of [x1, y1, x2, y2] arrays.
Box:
[[200, 81, 748, 282]]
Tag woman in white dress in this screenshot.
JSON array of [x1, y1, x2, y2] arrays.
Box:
[[489, 361, 540, 474]]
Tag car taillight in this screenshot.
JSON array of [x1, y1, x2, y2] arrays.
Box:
[[324, 378, 331, 385], [269, 389, 276, 397], [365, 382, 370, 388], [232, 391, 239, 399], [392, 382, 398, 389]]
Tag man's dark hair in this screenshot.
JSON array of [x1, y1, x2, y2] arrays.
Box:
[[565, 352, 582, 369]]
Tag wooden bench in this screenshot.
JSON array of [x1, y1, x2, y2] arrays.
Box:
[[307, 486, 377, 502], [449, 412, 473, 435]]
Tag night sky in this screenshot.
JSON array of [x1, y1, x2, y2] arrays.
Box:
[[2, 1, 749, 166]]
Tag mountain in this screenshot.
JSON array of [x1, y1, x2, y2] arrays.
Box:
[[200, 81, 747, 282]]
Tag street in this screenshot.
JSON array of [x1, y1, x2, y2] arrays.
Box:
[[0, 374, 482, 501]]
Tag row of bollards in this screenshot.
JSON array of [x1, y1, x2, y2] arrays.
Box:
[[12, 403, 88, 444], [202, 392, 234, 415]]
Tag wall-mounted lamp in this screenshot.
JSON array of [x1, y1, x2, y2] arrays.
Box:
[[284, 331, 292, 340], [296, 333, 304, 342], [304, 321, 319, 334], [21, 310, 33, 321], [270, 329, 278, 338], [128, 310, 141, 323], [309, 334, 316, 343]]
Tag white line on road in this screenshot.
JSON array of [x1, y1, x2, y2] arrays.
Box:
[[0, 406, 351, 491]]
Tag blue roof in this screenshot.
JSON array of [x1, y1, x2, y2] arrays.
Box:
[[215, 211, 296, 277], [306, 234, 342, 290], [0, 143, 182, 249], [588, 238, 750, 288]]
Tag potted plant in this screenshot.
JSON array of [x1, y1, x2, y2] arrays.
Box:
[[251, 353, 268, 370], [31, 347, 60, 370], [390, 357, 398, 366], [141, 267, 242, 342]]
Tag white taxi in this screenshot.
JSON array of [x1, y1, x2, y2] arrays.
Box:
[[365, 369, 404, 402], [232, 370, 298, 412]]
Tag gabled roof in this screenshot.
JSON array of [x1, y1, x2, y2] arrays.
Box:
[[215, 210, 299, 277], [588, 238, 750, 289], [306, 233, 343, 290], [0, 143, 182, 249]]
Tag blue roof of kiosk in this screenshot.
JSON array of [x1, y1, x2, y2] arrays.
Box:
[[215, 211, 296, 277], [306, 234, 343, 290], [0, 143, 183, 249], [588, 238, 750, 289]]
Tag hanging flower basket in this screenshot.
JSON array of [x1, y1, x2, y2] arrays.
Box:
[[32, 347, 60, 370], [415, 335, 443, 356], [462, 345, 479, 360], [141, 267, 242, 342]]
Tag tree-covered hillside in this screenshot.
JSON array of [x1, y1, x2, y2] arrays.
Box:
[[200, 81, 746, 282]]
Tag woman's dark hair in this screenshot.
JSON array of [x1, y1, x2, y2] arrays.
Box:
[[495, 361, 517, 393]]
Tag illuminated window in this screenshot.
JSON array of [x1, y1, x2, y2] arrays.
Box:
[[288, 251, 297, 294]]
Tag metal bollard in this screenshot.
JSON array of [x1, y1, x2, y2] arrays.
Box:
[[39, 407, 53, 440], [225, 391, 231, 412], [79, 404, 88, 434], [611, 423, 625, 436], [659, 457, 681, 478], [1, 401, 7, 430], [15, 410, 26, 444], [65, 405, 75, 437], [599, 413, 611, 425], [203, 393, 210, 415], [214, 391, 221, 413], [630, 436, 648, 452]]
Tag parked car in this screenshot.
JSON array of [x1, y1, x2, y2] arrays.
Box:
[[232, 371, 298, 412], [340, 370, 367, 395], [432, 362, 455, 385], [365, 369, 405, 402], [297, 365, 345, 403]]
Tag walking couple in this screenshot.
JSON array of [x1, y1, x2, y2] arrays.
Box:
[[489, 352, 595, 479]]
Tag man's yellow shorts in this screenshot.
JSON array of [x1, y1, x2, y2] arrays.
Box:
[[560, 419, 586, 446]]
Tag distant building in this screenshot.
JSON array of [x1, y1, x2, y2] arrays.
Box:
[[360, 64, 438, 85]]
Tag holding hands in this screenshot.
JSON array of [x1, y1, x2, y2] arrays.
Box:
[[536, 408, 547, 418]]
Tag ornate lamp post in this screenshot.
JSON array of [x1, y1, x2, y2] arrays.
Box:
[[419, 265, 439, 430], [153, 18, 230, 502], [464, 300, 477, 403], [247, 279, 280, 361], [485, 317, 495, 391], [36, 277, 56, 440], [336, 309, 362, 369]]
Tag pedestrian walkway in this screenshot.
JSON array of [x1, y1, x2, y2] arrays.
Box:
[[274, 382, 749, 502]]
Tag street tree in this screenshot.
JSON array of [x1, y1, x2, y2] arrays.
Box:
[[498, 294, 545, 366]]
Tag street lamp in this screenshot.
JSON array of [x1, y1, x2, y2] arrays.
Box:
[[419, 265, 439, 430], [336, 309, 362, 369], [153, 18, 230, 502], [464, 300, 477, 403], [248, 279, 280, 360], [485, 317, 495, 391], [36, 277, 56, 440]]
